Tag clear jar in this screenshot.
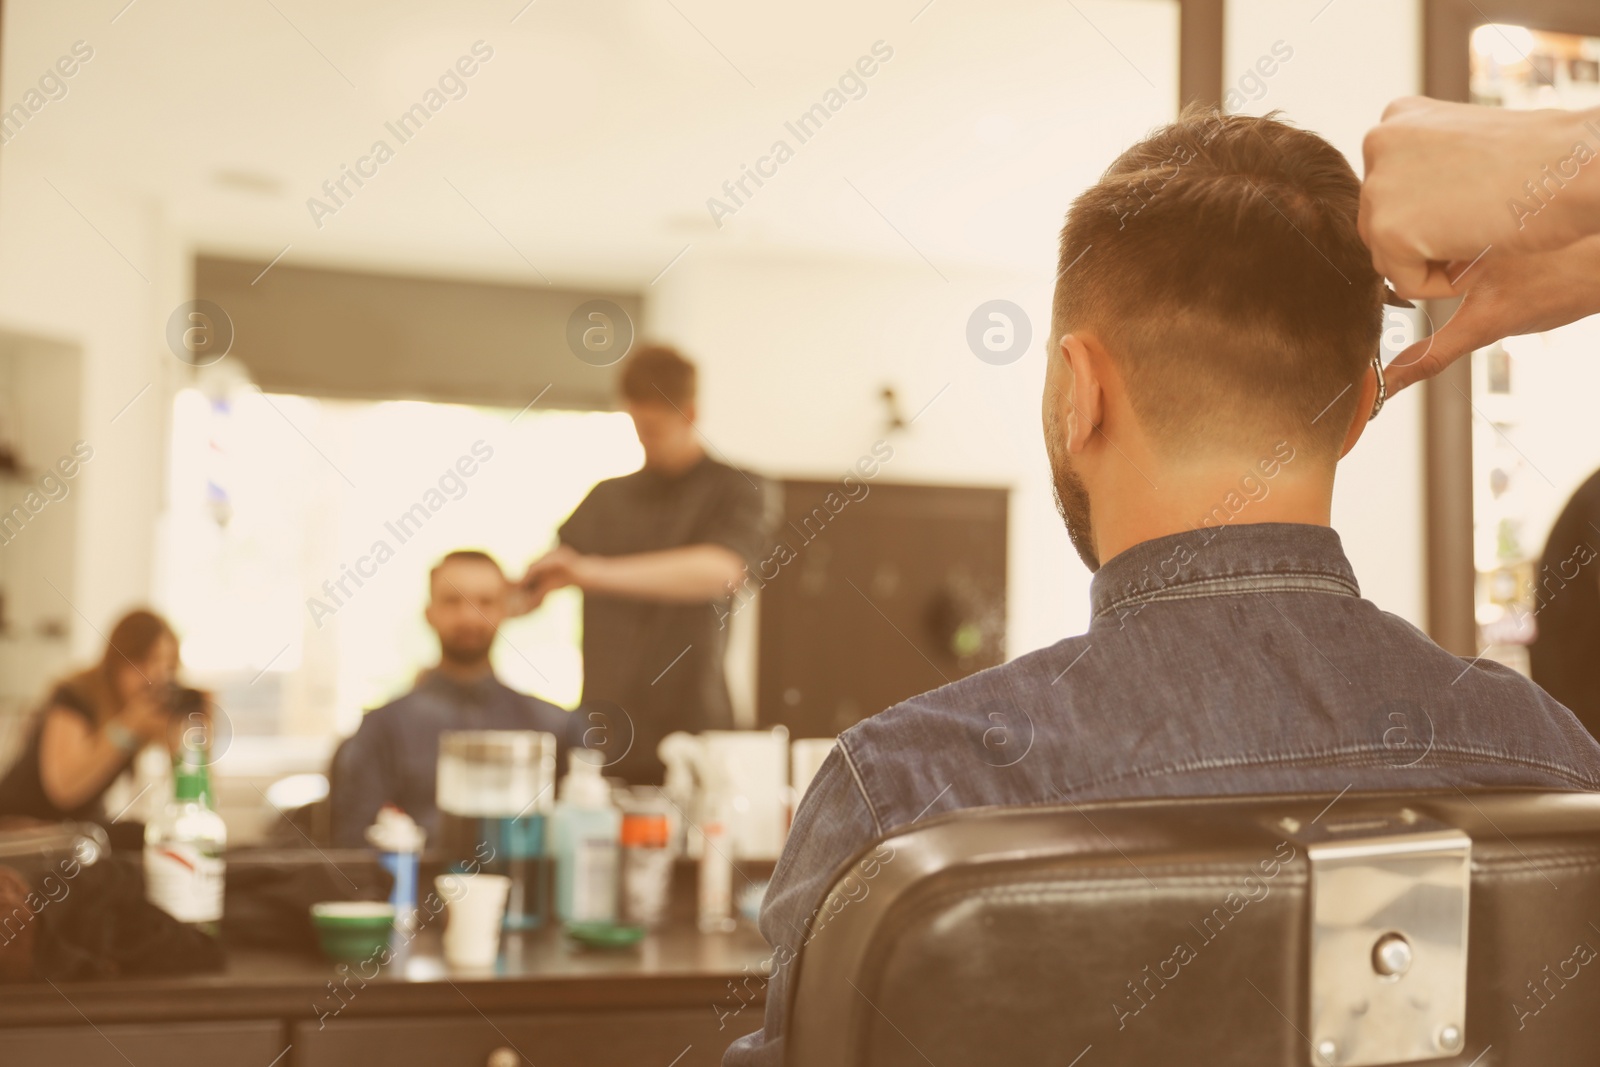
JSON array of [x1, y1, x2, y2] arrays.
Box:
[[436, 731, 557, 818]]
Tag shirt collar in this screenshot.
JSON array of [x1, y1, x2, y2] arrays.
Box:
[[640, 453, 710, 486], [1089, 522, 1360, 625], [419, 668, 502, 701]]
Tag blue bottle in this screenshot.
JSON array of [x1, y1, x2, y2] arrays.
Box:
[[548, 751, 621, 925], [491, 812, 548, 930], [365, 806, 424, 930]]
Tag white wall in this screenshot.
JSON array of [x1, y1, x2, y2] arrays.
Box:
[[1225, 0, 1426, 622], [0, 10, 189, 693], [0, 167, 186, 666]]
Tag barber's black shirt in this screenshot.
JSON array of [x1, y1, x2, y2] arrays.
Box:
[[560, 456, 777, 783], [1530, 468, 1600, 737]]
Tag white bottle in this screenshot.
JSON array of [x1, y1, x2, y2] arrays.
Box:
[[144, 741, 226, 930], [548, 751, 621, 924], [697, 791, 736, 933], [660, 751, 696, 858]]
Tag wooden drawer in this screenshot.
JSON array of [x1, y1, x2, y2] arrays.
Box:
[[0, 1020, 286, 1066], [294, 1009, 738, 1067]]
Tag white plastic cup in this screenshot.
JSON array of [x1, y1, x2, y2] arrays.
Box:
[[436, 872, 511, 969]]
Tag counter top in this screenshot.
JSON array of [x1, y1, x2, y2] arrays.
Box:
[[0, 923, 774, 1029]]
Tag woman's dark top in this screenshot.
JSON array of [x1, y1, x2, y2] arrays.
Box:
[[0, 683, 131, 822]]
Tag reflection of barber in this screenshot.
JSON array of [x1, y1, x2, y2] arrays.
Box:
[[514, 346, 777, 783], [1530, 469, 1600, 739]]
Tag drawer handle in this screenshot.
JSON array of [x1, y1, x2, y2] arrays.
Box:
[[487, 1047, 521, 1067]]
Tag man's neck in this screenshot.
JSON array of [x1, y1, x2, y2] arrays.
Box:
[[1092, 451, 1333, 567], [645, 442, 705, 477], [432, 659, 493, 684]]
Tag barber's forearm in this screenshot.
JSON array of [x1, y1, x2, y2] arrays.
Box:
[[575, 545, 745, 602], [1556, 107, 1600, 242]]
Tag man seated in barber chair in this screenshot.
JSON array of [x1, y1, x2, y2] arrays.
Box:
[[723, 108, 1600, 1064], [330, 550, 588, 847]]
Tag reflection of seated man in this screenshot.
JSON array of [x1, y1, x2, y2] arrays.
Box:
[[723, 110, 1600, 1064], [331, 550, 587, 847]]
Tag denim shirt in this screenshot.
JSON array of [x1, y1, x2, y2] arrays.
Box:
[[722, 522, 1600, 1065]]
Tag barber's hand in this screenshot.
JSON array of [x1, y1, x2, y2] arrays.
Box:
[[516, 547, 586, 612], [504, 577, 537, 616], [1384, 234, 1600, 394], [1361, 97, 1597, 298]]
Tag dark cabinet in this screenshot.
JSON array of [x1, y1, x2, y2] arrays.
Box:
[[0, 1020, 286, 1067], [0, 895, 768, 1066], [294, 1009, 730, 1067], [757, 480, 1009, 736]]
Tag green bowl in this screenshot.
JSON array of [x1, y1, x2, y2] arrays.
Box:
[[564, 922, 647, 949], [311, 901, 396, 963]]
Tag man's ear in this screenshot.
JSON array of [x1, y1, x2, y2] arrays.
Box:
[[1059, 333, 1105, 455], [1338, 362, 1380, 459]]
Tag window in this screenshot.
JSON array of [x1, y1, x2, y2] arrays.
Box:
[[157, 382, 640, 747]]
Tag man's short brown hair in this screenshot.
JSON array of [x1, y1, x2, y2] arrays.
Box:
[[619, 344, 697, 408], [1051, 106, 1383, 457], [429, 549, 502, 594]]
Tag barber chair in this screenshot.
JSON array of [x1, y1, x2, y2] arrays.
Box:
[[787, 790, 1600, 1066]]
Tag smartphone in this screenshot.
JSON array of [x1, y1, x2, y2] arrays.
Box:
[[164, 684, 205, 719]]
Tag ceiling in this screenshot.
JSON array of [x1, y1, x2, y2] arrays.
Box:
[[2, 0, 1179, 287]]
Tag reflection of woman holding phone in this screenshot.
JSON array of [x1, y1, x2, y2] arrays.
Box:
[[0, 609, 204, 823]]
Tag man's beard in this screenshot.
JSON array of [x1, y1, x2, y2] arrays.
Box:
[[1043, 401, 1100, 572], [439, 632, 495, 667]]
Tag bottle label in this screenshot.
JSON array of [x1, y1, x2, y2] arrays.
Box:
[[571, 837, 617, 923], [622, 846, 674, 927], [145, 842, 224, 924]]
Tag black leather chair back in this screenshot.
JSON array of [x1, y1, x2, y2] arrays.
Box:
[[787, 790, 1600, 1066]]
